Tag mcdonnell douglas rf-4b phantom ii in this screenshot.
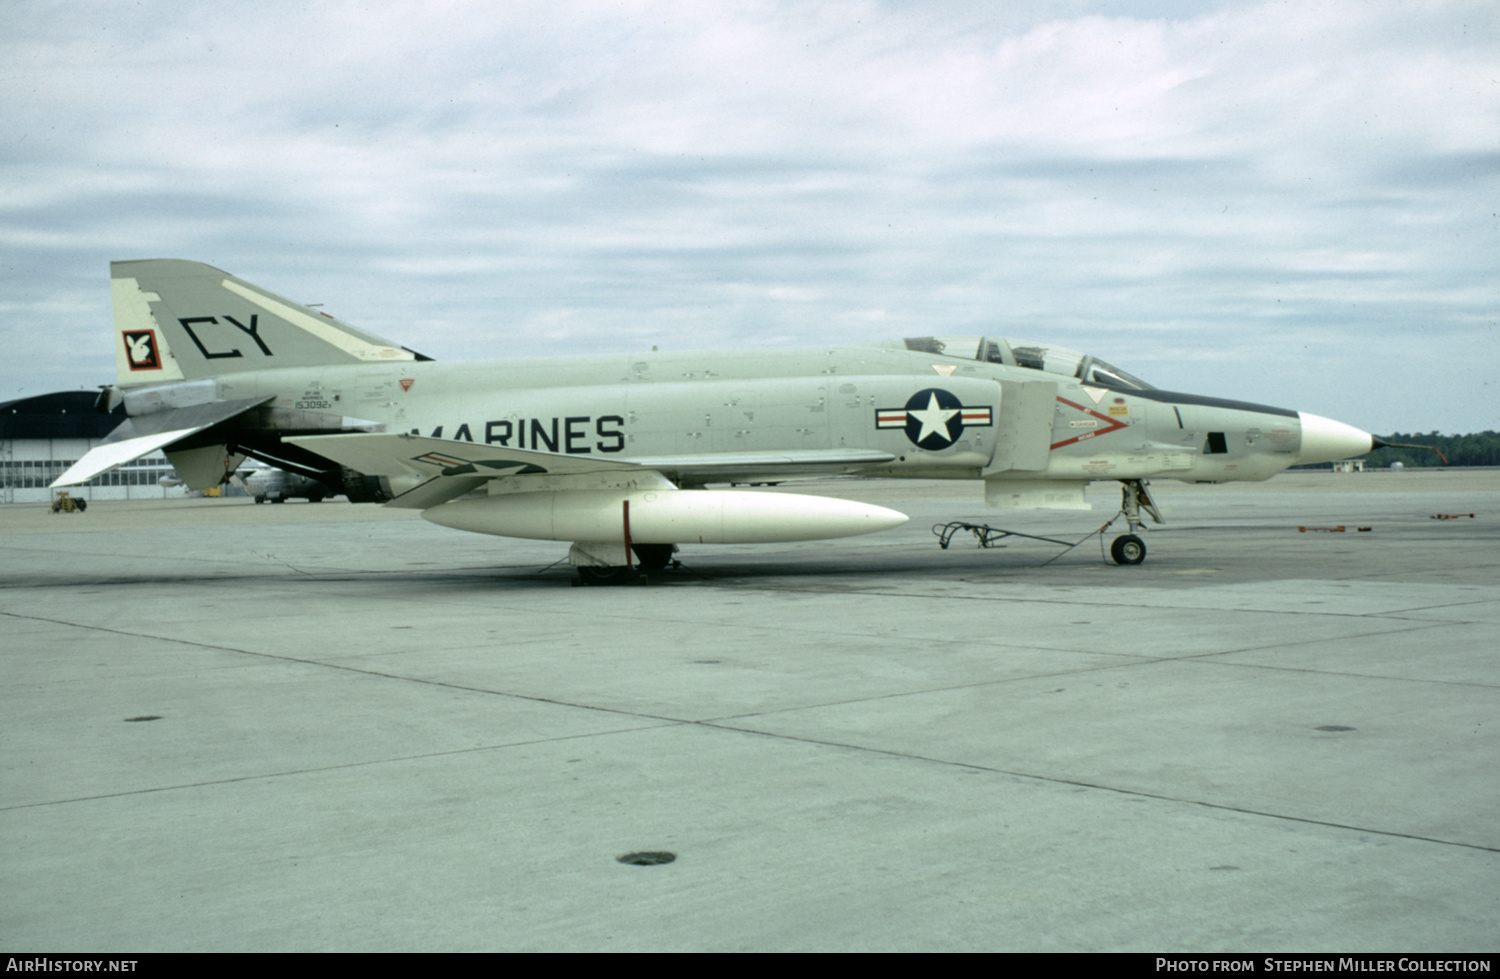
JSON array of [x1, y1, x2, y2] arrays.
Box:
[[55, 259, 1383, 583]]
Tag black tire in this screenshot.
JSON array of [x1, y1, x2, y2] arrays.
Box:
[[1111, 534, 1146, 565], [577, 565, 629, 586], [76, 499, 87, 511], [632, 543, 675, 572]]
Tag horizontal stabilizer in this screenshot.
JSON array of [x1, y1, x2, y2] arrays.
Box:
[[51, 396, 274, 487], [52, 428, 198, 487], [104, 395, 274, 442]]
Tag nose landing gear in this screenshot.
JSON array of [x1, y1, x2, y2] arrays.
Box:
[[1112, 479, 1162, 566]]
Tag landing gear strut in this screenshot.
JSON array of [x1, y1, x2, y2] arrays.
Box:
[[1111, 479, 1162, 566], [571, 542, 679, 585]]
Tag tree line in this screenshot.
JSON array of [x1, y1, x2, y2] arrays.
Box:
[[1299, 431, 1500, 468]]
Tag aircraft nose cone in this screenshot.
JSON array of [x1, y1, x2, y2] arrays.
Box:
[[1298, 412, 1375, 466]]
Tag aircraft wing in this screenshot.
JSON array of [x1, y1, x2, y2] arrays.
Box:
[[288, 433, 895, 509]]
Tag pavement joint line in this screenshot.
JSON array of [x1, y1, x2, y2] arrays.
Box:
[[697, 638, 1497, 724], [695, 582, 1500, 618], [0, 611, 698, 726], [697, 660, 1187, 719], [0, 724, 678, 813], [5, 610, 1172, 716], [695, 721, 1500, 856], [1175, 651, 1500, 689], [379, 585, 1500, 641], [0, 568, 564, 591]]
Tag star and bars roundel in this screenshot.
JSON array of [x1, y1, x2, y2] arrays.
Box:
[[876, 388, 993, 450]]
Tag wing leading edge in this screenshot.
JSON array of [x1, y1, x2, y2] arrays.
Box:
[[287, 433, 896, 509]]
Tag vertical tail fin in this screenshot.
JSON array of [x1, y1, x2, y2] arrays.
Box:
[[111, 259, 430, 386]]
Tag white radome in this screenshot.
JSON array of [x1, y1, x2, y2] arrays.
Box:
[[1298, 413, 1376, 466]]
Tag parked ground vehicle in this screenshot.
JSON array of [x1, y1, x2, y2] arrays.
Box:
[[244, 469, 333, 504], [50, 490, 87, 513]]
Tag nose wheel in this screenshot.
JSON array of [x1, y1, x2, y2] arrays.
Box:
[[1111, 480, 1161, 566], [1110, 534, 1146, 565]]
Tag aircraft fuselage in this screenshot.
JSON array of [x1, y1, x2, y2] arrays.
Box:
[[206, 341, 1311, 490]]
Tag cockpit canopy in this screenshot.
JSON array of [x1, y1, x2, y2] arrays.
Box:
[[898, 336, 1154, 391]]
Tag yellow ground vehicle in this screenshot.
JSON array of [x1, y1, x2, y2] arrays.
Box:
[[50, 491, 87, 513]]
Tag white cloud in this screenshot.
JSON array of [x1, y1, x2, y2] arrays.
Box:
[[1, 0, 1496, 432]]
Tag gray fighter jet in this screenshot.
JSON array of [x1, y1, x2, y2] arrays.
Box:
[[55, 259, 1380, 581]]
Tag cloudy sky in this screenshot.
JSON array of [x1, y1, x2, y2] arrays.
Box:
[[3, 1, 1495, 434]]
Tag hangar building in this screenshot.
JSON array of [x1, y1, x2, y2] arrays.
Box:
[[0, 391, 183, 504]]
